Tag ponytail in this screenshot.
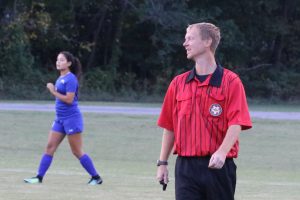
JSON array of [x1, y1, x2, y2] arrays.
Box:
[[71, 57, 82, 80]]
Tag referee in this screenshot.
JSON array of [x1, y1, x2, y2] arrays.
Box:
[[156, 22, 252, 200]]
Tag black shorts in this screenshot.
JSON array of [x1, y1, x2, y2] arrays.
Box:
[[175, 156, 236, 200]]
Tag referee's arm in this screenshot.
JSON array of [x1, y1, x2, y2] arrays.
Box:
[[156, 129, 174, 184], [208, 125, 241, 169], [159, 129, 174, 161]]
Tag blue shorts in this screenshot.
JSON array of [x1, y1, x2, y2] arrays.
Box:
[[51, 114, 84, 135]]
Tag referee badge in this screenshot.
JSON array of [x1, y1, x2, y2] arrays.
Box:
[[209, 103, 222, 116]]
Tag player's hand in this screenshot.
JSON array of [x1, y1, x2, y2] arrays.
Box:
[[208, 151, 226, 169], [46, 83, 55, 92], [156, 165, 169, 185]]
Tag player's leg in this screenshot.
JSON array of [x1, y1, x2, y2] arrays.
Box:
[[24, 120, 66, 184], [64, 114, 102, 185], [67, 132, 84, 158], [45, 130, 66, 156], [67, 133, 102, 185]]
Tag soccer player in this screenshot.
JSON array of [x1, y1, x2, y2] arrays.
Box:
[[156, 23, 252, 199], [24, 51, 102, 185]]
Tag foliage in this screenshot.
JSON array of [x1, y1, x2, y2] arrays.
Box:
[[0, 20, 33, 78], [0, 0, 299, 101]]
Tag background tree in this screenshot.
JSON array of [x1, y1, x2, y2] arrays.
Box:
[[0, 0, 299, 101]]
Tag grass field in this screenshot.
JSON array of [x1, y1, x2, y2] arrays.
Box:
[[0, 109, 300, 200]]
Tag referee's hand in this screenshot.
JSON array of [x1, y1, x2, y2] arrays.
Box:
[[156, 165, 169, 185], [208, 152, 226, 169]]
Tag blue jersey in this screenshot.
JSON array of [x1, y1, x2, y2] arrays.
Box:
[[54, 72, 80, 119]]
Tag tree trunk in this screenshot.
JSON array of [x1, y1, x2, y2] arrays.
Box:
[[12, 0, 18, 19], [270, 0, 291, 68], [109, 0, 128, 75], [86, 6, 108, 69]]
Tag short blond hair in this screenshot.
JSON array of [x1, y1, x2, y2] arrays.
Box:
[[188, 22, 221, 53]]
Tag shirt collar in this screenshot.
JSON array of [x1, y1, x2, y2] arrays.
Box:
[[185, 63, 224, 87]]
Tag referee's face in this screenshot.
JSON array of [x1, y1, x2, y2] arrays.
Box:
[[183, 26, 210, 61], [56, 54, 71, 71]]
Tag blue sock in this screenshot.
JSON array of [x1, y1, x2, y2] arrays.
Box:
[[79, 154, 99, 177], [37, 154, 53, 177]]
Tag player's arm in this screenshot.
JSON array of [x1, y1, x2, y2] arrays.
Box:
[[46, 83, 75, 104], [208, 125, 241, 169], [156, 128, 174, 184]]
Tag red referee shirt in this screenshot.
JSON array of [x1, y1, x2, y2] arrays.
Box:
[[157, 65, 252, 158]]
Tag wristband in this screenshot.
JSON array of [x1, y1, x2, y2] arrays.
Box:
[[157, 160, 168, 166]]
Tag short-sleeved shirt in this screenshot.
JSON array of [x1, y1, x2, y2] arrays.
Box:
[[55, 72, 80, 119], [157, 65, 252, 158]]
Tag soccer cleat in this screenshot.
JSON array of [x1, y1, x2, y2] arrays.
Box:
[[87, 176, 103, 185], [24, 176, 42, 184]]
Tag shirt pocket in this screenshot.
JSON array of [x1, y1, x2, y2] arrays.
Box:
[[205, 92, 225, 118], [176, 94, 192, 116]]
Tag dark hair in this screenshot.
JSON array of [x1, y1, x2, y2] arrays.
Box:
[[59, 51, 82, 80]]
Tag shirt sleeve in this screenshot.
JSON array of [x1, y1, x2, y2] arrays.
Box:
[[157, 79, 176, 132], [66, 75, 78, 93], [226, 77, 252, 130]]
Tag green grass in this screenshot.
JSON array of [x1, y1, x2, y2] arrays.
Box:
[[0, 111, 299, 199], [248, 103, 300, 112], [236, 119, 300, 199]]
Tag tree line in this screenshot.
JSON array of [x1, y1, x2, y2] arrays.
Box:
[[0, 0, 299, 101]]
